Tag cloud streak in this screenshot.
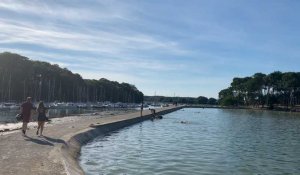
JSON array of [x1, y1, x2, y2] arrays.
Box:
[[0, 0, 132, 22]]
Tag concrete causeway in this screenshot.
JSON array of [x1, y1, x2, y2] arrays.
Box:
[[0, 106, 183, 175]]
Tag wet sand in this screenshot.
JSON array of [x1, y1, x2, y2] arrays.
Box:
[[0, 106, 182, 175]]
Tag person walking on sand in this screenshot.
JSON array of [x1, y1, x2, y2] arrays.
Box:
[[36, 101, 48, 137], [20, 97, 36, 136]]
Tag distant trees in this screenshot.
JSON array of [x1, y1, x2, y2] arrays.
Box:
[[144, 96, 218, 105], [218, 71, 300, 109], [197, 96, 208, 104], [0, 52, 143, 103], [207, 98, 218, 105]]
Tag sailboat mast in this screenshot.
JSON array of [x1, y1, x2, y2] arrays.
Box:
[[8, 73, 11, 102]]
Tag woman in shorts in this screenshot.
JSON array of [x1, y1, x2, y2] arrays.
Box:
[[36, 101, 47, 136]]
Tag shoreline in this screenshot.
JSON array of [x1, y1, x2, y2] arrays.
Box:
[[62, 106, 183, 175], [0, 105, 183, 175], [2, 105, 299, 134], [0, 109, 137, 133], [186, 105, 300, 113]]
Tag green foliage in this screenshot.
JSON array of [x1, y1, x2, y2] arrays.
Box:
[[0, 52, 143, 103], [219, 96, 238, 106], [197, 96, 208, 104], [144, 96, 217, 105], [207, 98, 218, 105], [219, 71, 300, 108]]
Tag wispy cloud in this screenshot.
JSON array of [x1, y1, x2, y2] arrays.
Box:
[[0, 16, 187, 57], [0, 0, 132, 22]]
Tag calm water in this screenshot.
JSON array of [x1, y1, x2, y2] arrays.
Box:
[[80, 108, 300, 175]]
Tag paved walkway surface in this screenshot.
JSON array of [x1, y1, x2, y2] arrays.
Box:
[[0, 106, 177, 175]]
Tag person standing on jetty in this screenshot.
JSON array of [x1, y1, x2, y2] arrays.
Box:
[[20, 97, 36, 136], [140, 102, 144, 117], [36, 101, 47, 137]]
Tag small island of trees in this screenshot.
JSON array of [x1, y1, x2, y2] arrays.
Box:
[[219, 72, 300, 110]]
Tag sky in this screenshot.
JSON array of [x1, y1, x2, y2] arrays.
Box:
[[0, 0, 300, 98]]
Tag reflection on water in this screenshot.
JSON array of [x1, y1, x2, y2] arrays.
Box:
[[0, 108, 128, 123], [80, 108, 300, 175]]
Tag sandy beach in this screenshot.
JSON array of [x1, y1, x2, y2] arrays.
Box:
[[0, 106, 182, 175]]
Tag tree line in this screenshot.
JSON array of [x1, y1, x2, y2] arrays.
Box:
[[219, 71, 300, 109], [0, 52, 143, 103], [144, 96, 218, 105]]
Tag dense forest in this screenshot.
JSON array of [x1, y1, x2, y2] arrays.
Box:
[[144, 95, 218, 105], [219, 72, 300, 109], [0, 52, 143, 103]]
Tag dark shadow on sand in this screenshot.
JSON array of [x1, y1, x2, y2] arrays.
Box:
[[24, 135, 54, 146], [43, 136, 66, 145]]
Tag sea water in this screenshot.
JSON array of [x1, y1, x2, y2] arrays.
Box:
[[80, 108, 300, 175]]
